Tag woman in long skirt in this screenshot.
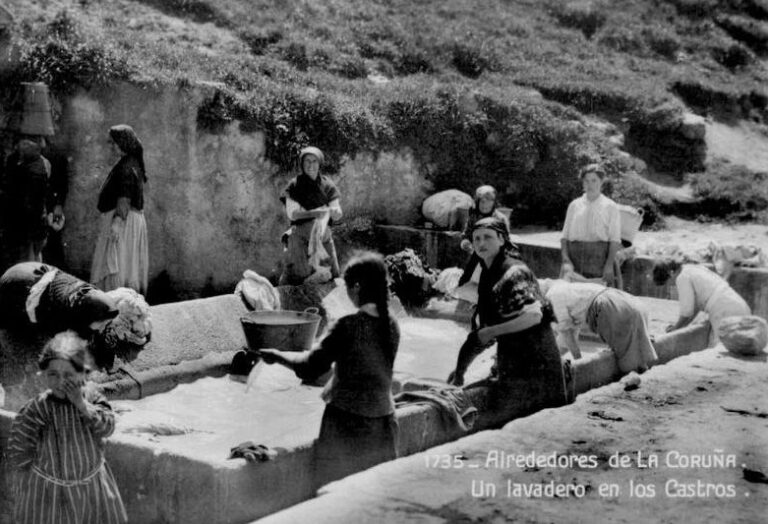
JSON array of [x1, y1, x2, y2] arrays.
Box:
[[90, 125, 148, 295]]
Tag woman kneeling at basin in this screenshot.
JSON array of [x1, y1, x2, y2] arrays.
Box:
[[540, 279, 658, 373], [259, 251, 399, 487], [652, 258, 750, 345], [447, 217, 567, 410]]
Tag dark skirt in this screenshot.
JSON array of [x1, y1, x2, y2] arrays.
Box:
[[313, 404, 398, 489], [493, 320, 568, 412], [565, 240, 622, 288]]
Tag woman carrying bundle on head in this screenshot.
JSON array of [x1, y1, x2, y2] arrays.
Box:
[[259, 251, 399, 488]]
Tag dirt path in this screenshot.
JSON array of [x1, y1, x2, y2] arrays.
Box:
[[258, 347, 768, 524]]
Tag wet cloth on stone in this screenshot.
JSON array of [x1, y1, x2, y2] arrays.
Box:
[[394, 387, 478, 432], [587, 288, 658, 373], [235, 270, 281, 311], [228, 441, 277, 463]]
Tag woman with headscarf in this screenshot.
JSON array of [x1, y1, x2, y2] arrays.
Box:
[[457, 185, 514, 288], [652, 258, 750, 346], [447, 217, 567, 412], [279, 146, 342, 285], [90, 125, 148, 295], [560, 164, 622, 288]]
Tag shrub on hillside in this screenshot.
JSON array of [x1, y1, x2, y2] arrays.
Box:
[[711, 41, 755, 69], [281, 42, 310, 70], [668, 0, 721, 18], [451, 39, 500, 79], [550, 0, 608, 39], [240, 28, 282, 55], [4, 9, 132, 93], [715, 14, 768, 54], [688, 160, 768, 220], [643, 27, 682, 59]]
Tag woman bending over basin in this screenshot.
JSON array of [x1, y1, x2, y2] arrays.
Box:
[[259, 251, 399, 488], [652, 258, 750, 346], [540, 279, 658, 373]]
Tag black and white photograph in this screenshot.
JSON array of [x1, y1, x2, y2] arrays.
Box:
[[0, 1, 766, 523]]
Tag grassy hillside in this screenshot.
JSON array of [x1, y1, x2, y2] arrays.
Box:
[[3, 0, 768, 226]]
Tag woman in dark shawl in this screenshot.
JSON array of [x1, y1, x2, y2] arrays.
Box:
[[90, 125, 148, 294]]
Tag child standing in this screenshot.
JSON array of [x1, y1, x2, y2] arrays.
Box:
[[8, 331, 128, 524], [259, 251, 400, 488]]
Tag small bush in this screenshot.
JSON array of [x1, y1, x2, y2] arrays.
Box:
[[334, 56, 368, 79], [14, 39, 131, 93], [281, 42, 309, 70], [712, 41, 755, 69], [668, 0, 720, 18], [451, 38, 499, 79], [240, 28, 282, 55], [551, 0, 608, 39], [643, 27, 682, 60], [197, 90, 234, 133], [394, 47, 434, 75], [598, 26, 646, 54]]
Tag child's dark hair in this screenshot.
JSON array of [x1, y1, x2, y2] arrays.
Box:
[[343, 251, 392, 342], [38, 331, 93, 372], [652, 258, 681, 286]]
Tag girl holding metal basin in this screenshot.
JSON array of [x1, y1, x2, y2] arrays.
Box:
[[259, 251, 399, 488]]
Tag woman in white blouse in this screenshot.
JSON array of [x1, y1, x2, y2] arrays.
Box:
[[560, 164, 622, 287], [652, 258, 750, 345]]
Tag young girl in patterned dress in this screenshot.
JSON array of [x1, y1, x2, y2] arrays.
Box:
[[259, 251, 400, 488], [8, 331, 127, 524]]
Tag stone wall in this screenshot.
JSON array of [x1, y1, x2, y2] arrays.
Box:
[[50, 82, 430, 299]]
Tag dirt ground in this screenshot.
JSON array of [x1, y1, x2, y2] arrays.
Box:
[[258, 346, 768, 524]]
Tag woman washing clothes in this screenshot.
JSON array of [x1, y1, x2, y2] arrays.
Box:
[[447, 217, 567, 411], [652, 258, 750, 345], [540, 279, 658, 372], [90, 124, 149, 295], [279, 146, 342, 285], [560, 164, 622, 288], [0, 262, 118, 336]]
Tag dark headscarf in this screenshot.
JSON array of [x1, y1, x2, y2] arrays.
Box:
[[470, 217, 521, 259], [109, 124, 146, 181]]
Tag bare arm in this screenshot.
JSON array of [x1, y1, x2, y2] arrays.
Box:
[[602, 241, 621, 283], [667, 314, 694, 332], [115, 196, 130, 221], [285, 196, 330, 221], [559, 328, 582, 359], [477, 303, 543, 344]]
